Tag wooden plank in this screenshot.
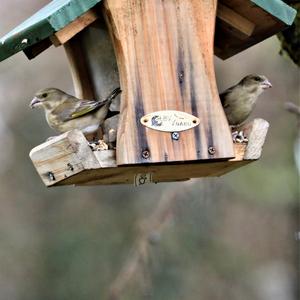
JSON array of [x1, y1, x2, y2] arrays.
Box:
[[103, 0, 234, 165], [242, 118, 269, 160], [50, 9, 99, 46], [29, 119, 269, 186], [217, 3, 255, 37], [64, 37, 95, 100]]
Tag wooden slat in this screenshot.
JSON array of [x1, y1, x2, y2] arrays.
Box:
[[50, 9, 99, 47], [217, 3, 255, 38], [29, 119, 269, 186], [103, 0, 234, 165], [64, 38, 95, 100], [242, 118, 269, 160]]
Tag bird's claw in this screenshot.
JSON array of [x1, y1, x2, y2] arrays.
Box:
[[232, 131, 248, 144]]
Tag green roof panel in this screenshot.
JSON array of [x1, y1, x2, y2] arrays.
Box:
[[0, 0, 102, 62], [251, 0, 297, 25]]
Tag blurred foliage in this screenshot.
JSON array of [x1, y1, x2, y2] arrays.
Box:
[[278, 1, 300, 66]]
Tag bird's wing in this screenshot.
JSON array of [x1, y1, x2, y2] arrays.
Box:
[[219, 86, 235, 108], [53, 98, 106, 121], [52, 88, 121, 121]]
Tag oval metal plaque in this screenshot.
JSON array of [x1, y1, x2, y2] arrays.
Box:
[[140, 110, 200, 132]]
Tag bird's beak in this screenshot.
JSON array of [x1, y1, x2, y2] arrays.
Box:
[[262, 79, 272, 89], [30, 97, 41, 108]]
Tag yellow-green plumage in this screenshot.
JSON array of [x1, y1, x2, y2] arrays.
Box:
[[30, 87, 121, 134]]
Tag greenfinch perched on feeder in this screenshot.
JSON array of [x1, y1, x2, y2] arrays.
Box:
[[220, 74, 272, 126], [220, 74, 272, 142], [30, 87, 121, 135]]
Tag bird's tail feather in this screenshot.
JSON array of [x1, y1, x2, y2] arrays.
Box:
[[105, 87, 122, 103]]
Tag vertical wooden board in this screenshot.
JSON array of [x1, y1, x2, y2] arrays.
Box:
[[64, 18, 121, 110], [103, 0, 234, 165], [64, 38, 95, 100]]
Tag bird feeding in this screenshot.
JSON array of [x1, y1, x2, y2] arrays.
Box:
[[0, 0, 295, 186], [29, 74, 271, 148], [30, 87, 121, 139], [220, 74, 272, 143]]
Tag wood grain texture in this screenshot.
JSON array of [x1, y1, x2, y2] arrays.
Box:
[[103, 0, 234, 165], [29, 119, 269, 186]]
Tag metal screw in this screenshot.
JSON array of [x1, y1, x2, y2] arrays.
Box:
[[179, 71, 184, 83], [67, 163, 74, 171], [142, 150, 150, 159], [171, 132, 180, 140], [47, 171, 56, 181], [208, 146, 216, 155]]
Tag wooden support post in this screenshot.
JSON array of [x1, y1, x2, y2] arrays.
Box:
[[103, 0, 234, 165], [64, 39, 96, 100]]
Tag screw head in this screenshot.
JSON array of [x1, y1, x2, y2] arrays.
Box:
[[142, 150, 150, 159], [208, 146, 216, 155], [67, 163, 74, 172], [171, 132, 180, 140], [179, 71, 184, 83], [47, 171, 56, 181]]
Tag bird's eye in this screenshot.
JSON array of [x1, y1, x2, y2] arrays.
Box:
[[42, 93, 48, 98], [254, 76, 261, 82]]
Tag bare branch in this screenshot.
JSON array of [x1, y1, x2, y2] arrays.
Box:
[[108, 181, 195, 300]]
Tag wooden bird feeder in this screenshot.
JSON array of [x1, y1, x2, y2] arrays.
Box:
[[0, 0, 296, 186]]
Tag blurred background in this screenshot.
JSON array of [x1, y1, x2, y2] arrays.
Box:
[[0, 1, 299, 299]]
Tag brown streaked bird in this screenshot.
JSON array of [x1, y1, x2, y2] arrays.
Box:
[[30, 87, 121, 135], [220, 74, 272, 127]]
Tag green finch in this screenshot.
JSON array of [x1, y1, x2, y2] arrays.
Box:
[[220, 74, 272, 126], [30, 87, 121, 135], [220, 74, 272, 142]]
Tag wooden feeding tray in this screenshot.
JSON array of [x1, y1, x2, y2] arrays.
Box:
[[29, 119, 269, 186]]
